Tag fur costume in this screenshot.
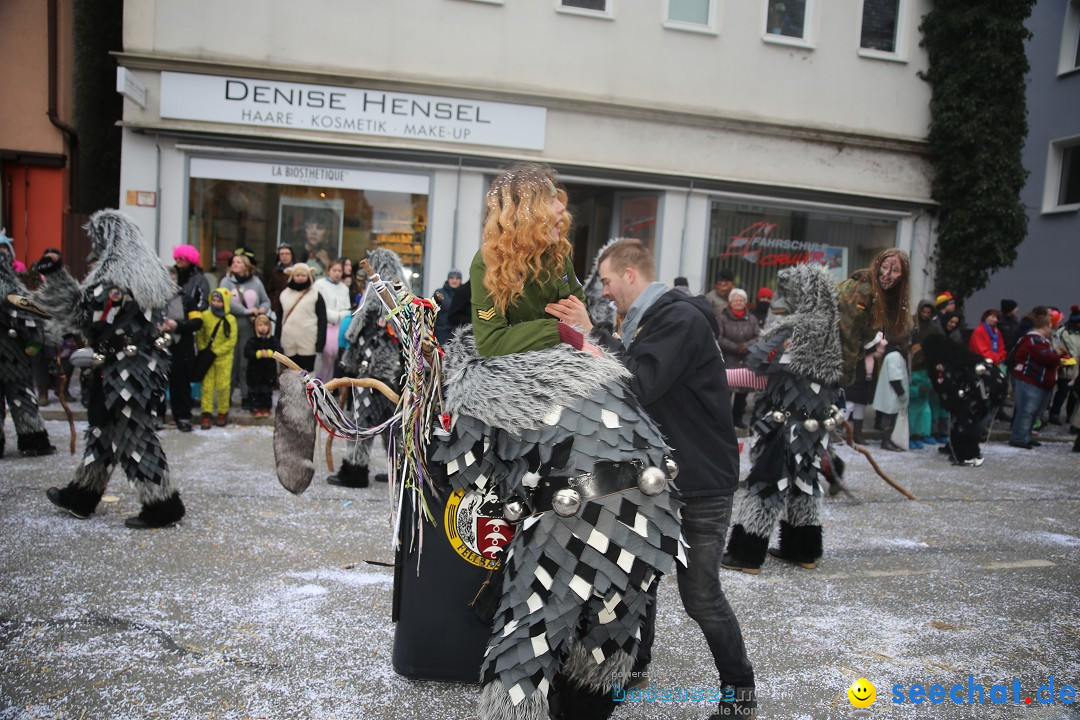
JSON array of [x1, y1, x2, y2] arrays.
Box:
[[35, 210, 185, 528], [723, 264, 842, 571], [922, 334, 1007, 464], [432, 328, 685, 720], [333, 248, 406, 487], [0, 248, 55, 458], [581, 238, 619, 332]]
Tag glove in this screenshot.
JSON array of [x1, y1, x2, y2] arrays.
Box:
[[34, 250, 63, 275]]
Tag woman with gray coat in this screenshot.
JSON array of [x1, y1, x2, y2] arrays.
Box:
[[218, 254, 271, 409], [716, 288, 760, 427]]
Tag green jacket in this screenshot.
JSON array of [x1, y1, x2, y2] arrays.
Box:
[[836, 269, 877, 388], [470, 249, 585, 357]]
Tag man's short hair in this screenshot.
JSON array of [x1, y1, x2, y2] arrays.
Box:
[[717, 268, 735, 282], [598, 238, 655, 281]]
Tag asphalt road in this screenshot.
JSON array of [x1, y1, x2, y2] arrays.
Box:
[[1, 416, 1078, 720]]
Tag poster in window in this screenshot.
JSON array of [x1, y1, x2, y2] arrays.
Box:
[[277, 197, 345, 278]]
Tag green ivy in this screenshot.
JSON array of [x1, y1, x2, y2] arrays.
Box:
[[918, 0, 1034, 305]]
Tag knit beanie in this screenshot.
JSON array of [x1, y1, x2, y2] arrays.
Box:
[[757, 287, 773, 301], [1070, 305, 1080, 324], [935, 291, 954, 308], [1000, 298, 1018, 315]]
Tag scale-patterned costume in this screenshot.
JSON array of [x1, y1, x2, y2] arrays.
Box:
[[0, 250, 54, 458], [333, 249, 406, 487], [723, 264, 843, 571], [433, 329, 685, 720], [36, 210, 185, 527]]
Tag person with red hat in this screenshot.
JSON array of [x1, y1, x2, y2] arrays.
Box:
[[752, 286, 773, 326]]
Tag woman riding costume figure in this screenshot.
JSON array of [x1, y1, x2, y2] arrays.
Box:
[[432, 164, 685, 720]]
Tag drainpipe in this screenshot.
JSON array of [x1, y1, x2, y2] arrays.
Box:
[[47, 0, 79, 222]]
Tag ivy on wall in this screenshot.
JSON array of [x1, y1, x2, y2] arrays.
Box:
[[918, 0, 1035, 303]]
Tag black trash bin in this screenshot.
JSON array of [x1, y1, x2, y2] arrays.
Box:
[[391, 464, 510, 683]]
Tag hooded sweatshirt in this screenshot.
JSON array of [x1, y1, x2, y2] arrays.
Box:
[[196, 289, 238, 356]]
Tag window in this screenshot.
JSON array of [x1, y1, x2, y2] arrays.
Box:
[[557, 0, 612, 18], [665, 0, 716, 32], [187, 159, 429, 292], [1045, 138, 1080, 212], [763, 0, 812, 45], [860, 0, 902, 53], [1060, 0, 1080, 75]]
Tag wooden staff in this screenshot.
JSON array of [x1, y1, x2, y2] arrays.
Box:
[[841, 419, 917, 500]]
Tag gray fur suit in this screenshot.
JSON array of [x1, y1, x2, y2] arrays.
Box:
[[330, 249, 405, 487], [0, 249, 55, 458], [723, 264, 843, 571], [37, 210, 185, 528], [433, 329, 685, 720]]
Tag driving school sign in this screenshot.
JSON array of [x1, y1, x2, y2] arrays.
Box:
[[159, 71, 547, 151]]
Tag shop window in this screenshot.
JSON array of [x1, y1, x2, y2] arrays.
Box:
[[764, 0, 811, 44], [187, 158, 428, 292], [706, 201, 898, 296], [558, 0, 612, 19], [665, 0, 716, 32], [859, 0, 905, 57], [614, 193, 660, 250], [1045, 137, 1080, 212]]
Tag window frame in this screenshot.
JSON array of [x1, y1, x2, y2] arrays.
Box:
[[856, 0, 910, 63], [555, 0, 614, 20], [1043, 135, 1080, 214], [761, 0, 815, 50], [663, 0, 719, 36], [450, 0, 504, 4], [1059, 0, 1080, 76]]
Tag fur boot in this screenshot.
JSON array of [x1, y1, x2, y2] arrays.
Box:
[[124, 491, 185, 529], [550, 645, 632, 720], [769, 521, 823, 569], [18, 430, 56, 457], [327, 460, 369, 488], [479, 680, 548, 720], [46, 483, 104, 519], [721, 524, 769, 573]]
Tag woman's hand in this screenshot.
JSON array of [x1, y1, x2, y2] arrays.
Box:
[[581, 341, 604, 358], [545, 296, 593, 333]]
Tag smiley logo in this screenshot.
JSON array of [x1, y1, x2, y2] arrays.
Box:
[[848, 678, 877, 708]]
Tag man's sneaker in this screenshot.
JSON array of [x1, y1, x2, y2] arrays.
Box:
[[952, 457, 984, 467]]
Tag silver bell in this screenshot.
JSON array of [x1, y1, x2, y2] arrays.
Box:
[[803, 418, 820, 433], [663, 457, 680, 481], [957, 389, 965, 398], [975, 363, 988, 376], [637, 466, 668, 496], [154, 334, 171, 350], [7, 328, 16, 338], [123, 344, 138, 357], [92, 353, 106, 367], [823, 417, 837, 431], [770, 410, 786, 423], [551, 488, 582, 517], [503, 497, 527, 522]]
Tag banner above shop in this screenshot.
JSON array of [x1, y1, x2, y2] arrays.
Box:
[[189, 157, 430, 194], [160, 72, 547, 151]]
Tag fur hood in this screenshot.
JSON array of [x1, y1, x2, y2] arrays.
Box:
[[759, 264, 843, 385], [581, 238, 619, 330], [442, 326, 630, 436], [347, 248, 408, 346], [0, 247, 28, 298], [83, 210, 176, 312]]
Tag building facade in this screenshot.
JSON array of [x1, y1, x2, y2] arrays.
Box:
[[0, 0, 74, 267], [967, 0, 1080, 317], [116, 0, 937, 300]]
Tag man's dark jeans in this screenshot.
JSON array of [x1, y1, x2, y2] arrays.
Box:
[[677, 494, 756, 689]]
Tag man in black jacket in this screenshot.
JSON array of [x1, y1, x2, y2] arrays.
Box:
[[546, 239, 755, 719]]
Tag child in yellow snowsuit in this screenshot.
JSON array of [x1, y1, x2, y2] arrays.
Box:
[[196, 288, 238, 428]]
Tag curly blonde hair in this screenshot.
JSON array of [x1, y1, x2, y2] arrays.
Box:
[[481, 164, 573, 315]]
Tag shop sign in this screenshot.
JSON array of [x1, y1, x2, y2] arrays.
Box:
[[160, 72, 547, 151], [717, 220, 845, 270], [189, 157, 430, 194]]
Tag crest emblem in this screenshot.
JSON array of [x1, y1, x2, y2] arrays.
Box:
[[444, 488, 515, 569]]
